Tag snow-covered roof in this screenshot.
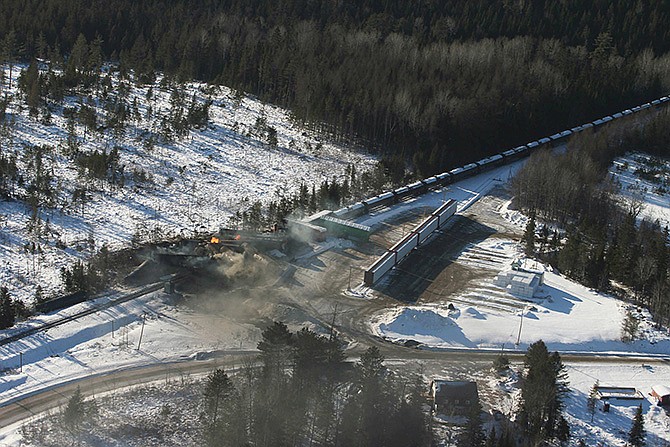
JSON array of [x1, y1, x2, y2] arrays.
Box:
[[652, 385, 670, 397], [432, 380, 478, 404]]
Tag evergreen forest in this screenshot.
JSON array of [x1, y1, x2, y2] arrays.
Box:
[[513, 110, 670, 330], [2, 0, 670, 175]]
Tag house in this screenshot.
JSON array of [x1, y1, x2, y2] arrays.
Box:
[[651, 385, 670, 406], [493, 268, 543, 300], [430, 380, 479, 417]]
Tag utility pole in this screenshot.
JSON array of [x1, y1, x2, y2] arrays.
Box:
[[516, 307, 527, 345], [19, 352, 22, 373], [347, 266, 352, 291], [329, 303, 339, 341], [137, 313, 146, 350]]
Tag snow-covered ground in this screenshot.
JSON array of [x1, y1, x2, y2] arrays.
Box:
[[611, 152, 670, 229], [564, 362, 670, 446], [0, 288, 260, 404], [366, 174, 670, 445], [0, 64, 375, 304], [370, 233, 670, 355], [373, 230, 670, 445]]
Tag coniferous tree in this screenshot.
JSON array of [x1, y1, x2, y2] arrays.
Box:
[[62, 386, 96, 432], [622, 308, 640, 343], [202, 368, 246, 447], [556, 415, 570, 443], [257, 320, 293, 380], [33, 285, 45, 306], [1, 29, 18, 89], [518, 340, 569, 444], [485, 427, 496, 447], [0, 286, 15, 329], [253, 321, 295, 446], [628, 404, 646, 447], [458, 397, 486, 447], [340, 346, 388, 447]]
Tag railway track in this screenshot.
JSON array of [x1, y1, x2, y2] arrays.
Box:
[[0, 273, 188, 348]]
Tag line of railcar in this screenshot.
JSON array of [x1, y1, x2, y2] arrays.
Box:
[[364, 199, 457, 285], [36, 291, 88, 314], [335, 94, 670, 222]]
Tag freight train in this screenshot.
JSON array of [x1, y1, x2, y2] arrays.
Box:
[[334, 95, 670, 221]]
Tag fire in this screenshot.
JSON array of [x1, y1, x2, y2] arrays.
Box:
[[210, 236, 220, 244], [234, 234, 241, 240]]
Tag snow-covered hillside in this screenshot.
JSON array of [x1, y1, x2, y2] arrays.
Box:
[[0, 65, 375, 304]]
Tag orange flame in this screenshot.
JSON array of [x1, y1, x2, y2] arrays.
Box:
[[210, 236, 220, 244], [234, 234, 241, 240]]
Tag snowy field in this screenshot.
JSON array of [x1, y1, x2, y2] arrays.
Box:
[[564, 362, 670, 446], [611, 152, 670, 229], [0, 64, 376, 304], [370, 236, 670, 355], [0, 288, 261, 405]]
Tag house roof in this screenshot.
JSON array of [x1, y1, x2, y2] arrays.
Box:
[[433, 380, 479, 404], [652, 385, 670, 397]]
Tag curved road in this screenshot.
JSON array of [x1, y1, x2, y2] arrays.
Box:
[[1, 341, 667, 434], [0, 352, 254, 432]]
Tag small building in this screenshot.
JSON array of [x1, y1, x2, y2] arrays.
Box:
[[493, 268, 543, 299], [595, 386, 644, 401], [651, 385, 670, 406], [430, 380, 479, 417]]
